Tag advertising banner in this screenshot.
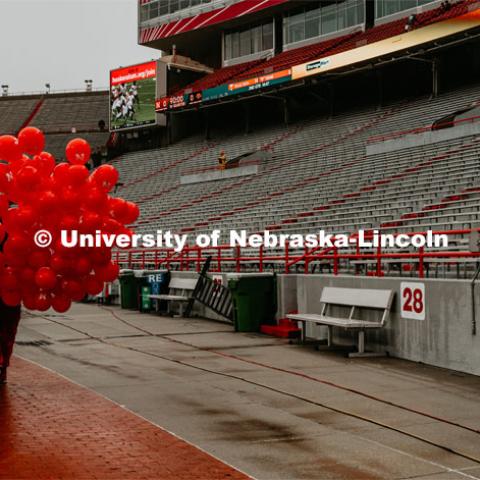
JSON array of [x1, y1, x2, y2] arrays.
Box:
[[292, 9, 480, 81]]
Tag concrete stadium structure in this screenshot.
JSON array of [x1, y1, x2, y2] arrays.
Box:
[[3, 1, 480, 478]]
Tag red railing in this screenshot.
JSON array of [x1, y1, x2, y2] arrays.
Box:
[[113, 227, 480, 279], [367, 115, 480, 144]]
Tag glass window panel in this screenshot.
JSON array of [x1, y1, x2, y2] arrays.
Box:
[[305, 7, 320, 39], [224, 33, 232, 60], [231, 32, 240, 59], [262, 22, 273, 50], [151, 1, 160, 19], [240, 29, 252, 56], [158, 0, 168, 16], [169, 0, 179, 14], [252, 25, 262, 53], [288, 13, 305, 44], [321, 4, 337, 35], [337, 3, 346, 30]]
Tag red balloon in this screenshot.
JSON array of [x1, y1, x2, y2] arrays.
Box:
[[102, 218, 123, 234], [35, 267, 57, 290], [84, 274, 104, 295], [109, 197, 128, 220], [82, 184, 108, 211], [35, 293, 51, 312], [0, 135, 22, 162], [35, 190, 57, 214], [4, 234, 32, 256], [1, 268, 19, 290], [50, 254, 71, 275], [2, 289, 22, 307], [80, 212, 102, 232], [29, 250, 52, 269], [61, 279, 82, 297], [66, 164, 89, 186], [58, 214, 79, 232], [123, 201, 140, 224], [15, 206, 36, 231], [22, 293, 38, 311], [59, 187, 80, 211], [91, 165, 119, 192], [36, 152, 56, 176], [95, 262, 119, 282], [18, 127, 45, 156], [16, 165, 39, 190], [74, 256, 92, 276], [51, 294, 71, 313], [66, 138, 91, 165], [53, 162, 70, 183], [89, 246, 111, 266], [19, 267, 36, 284], [0, 164, 12, 192]]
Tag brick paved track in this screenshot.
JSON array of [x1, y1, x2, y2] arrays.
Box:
[[0, 357, 249, 480]]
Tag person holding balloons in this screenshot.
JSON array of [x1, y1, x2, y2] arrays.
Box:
[[0, 127, 140, 384]]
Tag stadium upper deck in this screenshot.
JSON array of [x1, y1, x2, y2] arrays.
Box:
[[138, 0, 470, 66], [145, 0, 480, 115]]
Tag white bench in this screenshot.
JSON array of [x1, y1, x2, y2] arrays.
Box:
[[287, 287, 394, 357], [149, 277, 197, 317]]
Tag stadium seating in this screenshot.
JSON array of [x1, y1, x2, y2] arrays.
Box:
[[112, 81, 480, 275], [175, 58, 266, 95], [33, 93, 108, 132], [0, 97, 40, 135], [232, 31, 360, 81], [0, 92, 110, 161]]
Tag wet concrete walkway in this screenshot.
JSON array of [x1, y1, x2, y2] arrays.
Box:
[[10, 303, 480, 479]]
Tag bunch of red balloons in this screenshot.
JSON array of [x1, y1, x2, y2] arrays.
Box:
[[0, 127, 139, 313]]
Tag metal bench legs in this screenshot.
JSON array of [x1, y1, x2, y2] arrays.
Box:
[[349, 330, 385, 358]]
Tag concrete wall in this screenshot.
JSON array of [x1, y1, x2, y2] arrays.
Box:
[[278, 274, 480, 376], [367, 121, 480, 156], [180, 164, 258, 185], [130, 268, 480, 375]]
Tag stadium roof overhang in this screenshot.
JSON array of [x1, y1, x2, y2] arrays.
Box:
[[139, 0, 308, 54], [157, 9, 480, 114]]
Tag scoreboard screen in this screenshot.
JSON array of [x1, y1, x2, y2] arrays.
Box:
[[110, 61, 157, 131]]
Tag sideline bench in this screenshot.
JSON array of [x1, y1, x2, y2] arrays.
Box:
[[287, 287, 394, 357], [149, 277, 197, 317]]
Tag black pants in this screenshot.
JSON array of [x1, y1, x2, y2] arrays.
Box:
[[0, 301, 21, 368]]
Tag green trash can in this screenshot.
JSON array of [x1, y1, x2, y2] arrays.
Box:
[[228, 274, 277, 332], [119, 270, 137, 310]]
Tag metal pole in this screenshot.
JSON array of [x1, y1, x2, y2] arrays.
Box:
[[285, 241, 290, 274], [259, 245, 264, 273]]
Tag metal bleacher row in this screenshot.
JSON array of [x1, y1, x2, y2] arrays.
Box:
[[114, 82, 480, 276], [0, 98, 39, 135]]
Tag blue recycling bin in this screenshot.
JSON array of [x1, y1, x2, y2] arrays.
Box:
[[140, 270, 171, 312]]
